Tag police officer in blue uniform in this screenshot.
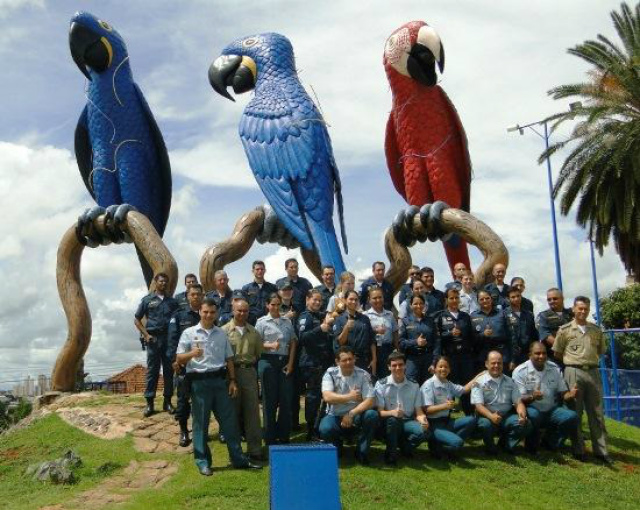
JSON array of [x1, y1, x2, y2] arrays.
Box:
[[537, 288, 573, 358], [319, 346, 379, 464], [444, 262, 468, 292], [434, 288, 476, 415], [176, 298, 261, 475], [174, 273, 198, 310], [334, 290, 377, 375], [360, 261, 394, 311], [472, 351, 532, 455], [277, 280, 301, 430], [242, 260, 278, 325], [168, 283, 203, 446], [298, 289, 336, 440], [512, 342, 579, 454], [134, 273, 179, 417], [510, 277, 534, 314], [205, 270, 234, 326], [398, 266, 422, 305], [483, 263, 510, 311], [314, 265, 337, 312], [504, 287, 538, 366], [471, 290, 512, 372], [276, 258, 313, 315], [375, 351, 430, 465], [399, 295, 437, 386], [421, 267, 445, 317]]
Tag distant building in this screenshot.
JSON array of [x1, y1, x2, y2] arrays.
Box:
[[37, 375, 50, 396], [107, 364, 164, 394]]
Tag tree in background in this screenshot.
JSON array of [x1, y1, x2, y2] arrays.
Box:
[[0, 398, 33, 432], [542, 2, 640, 281], [600, 284, 640, 369]]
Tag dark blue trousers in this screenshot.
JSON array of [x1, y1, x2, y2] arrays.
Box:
[[258, 356, 293, 444], [144, 332, 173, 399]]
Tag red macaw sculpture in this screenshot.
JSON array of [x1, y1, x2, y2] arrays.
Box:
[[383, 21, 472, 274]]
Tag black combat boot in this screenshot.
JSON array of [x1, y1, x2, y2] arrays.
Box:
[[179, 421, 191, 447], [163, 397, 175, 414], [143, 397, 155, 417]]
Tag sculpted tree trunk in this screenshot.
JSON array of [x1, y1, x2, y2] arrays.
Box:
[[51, 211, 177, 392], [385, 205, 509, 295], [200, 205, 322, 292]]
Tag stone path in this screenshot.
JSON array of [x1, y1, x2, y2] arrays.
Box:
[[48, 393, 222, 455], [32, 393, 221, 509], [39, 459, 178, 510]]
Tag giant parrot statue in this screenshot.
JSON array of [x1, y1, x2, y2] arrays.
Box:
[[69, 12, 171, 286], [383, 21, 472, 274], [208, 33, 348, 277]]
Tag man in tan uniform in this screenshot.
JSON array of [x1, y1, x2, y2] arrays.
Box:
[[222, 298, 264, 461], [553, 295, 612, 465]]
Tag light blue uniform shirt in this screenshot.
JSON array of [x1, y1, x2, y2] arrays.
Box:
[[364, 308, 397, 347], [176, 324, 233, 373], [321, 366, 375, 416], [374, 376, 422, 419], [255, 315, 297, 356], [421, 376, 466, 419], [512, 360, 568, 412], [471, 373, 520, 415]]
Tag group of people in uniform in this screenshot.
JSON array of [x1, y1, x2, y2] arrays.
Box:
[[133, 258, 613, 475]]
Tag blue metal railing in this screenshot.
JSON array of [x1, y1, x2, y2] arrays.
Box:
[[600, 328, 640, 425]]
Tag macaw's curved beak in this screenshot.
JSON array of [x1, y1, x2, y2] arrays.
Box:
[[69, 22, 113, 80], [208, 55, 257, 102], [407, 42, 444, 87]]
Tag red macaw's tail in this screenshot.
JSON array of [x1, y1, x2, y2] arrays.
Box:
[[444, 235, 471, 277]]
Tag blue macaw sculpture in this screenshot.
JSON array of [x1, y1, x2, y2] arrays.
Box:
[[69, 12, 171, 285], [208, 33, 348, 277]]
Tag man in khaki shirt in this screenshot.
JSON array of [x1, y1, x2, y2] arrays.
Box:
[[222, 299, 264, 461], [553, 295, 611, 465]]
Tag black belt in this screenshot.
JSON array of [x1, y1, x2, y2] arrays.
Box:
[[565, 364, 598, 370], [234, 362, 255, 369], [261, 354, 288, 362], [187, 370, 227, 380]]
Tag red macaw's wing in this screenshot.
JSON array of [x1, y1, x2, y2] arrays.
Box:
[[438, 88, 472, 212], [384, 112, 407, 201]]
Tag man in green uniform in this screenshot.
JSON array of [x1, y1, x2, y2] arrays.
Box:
[[553, 296, 612, 465], [222, 299, 264, 461]]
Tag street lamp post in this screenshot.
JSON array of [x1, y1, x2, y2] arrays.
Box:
[[507, 119, 563, 291]]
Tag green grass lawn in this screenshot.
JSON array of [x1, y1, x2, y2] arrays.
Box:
[[1, 410, 639, 510]]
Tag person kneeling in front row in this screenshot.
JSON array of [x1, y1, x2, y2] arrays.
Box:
[[176, 298, 262, 476], [512, 342, 578, 454], [471, 351, 532, 455], [421, 356, 479, 459], [374, 351, 430, 465], [319, 346, 379, 465]]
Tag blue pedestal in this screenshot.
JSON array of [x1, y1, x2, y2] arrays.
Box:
[[269, 443, 341, 510]]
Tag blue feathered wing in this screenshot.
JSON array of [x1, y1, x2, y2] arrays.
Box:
[[239, 87, 348, 273]]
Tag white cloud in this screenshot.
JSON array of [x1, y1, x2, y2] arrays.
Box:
[[170, 135, 257, 188], [0, 0, 42, 17]]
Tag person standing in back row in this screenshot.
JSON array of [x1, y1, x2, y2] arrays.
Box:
[[360, 261, 394, 311], [134, 273, 179, 417]]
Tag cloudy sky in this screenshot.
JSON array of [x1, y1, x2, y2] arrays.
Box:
[[0, 0, 629, 389]]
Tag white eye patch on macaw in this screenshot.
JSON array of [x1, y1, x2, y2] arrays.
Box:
[[385, 28, 410, 66]]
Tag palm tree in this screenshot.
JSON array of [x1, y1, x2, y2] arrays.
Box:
[[542, 2, 640, 281]]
